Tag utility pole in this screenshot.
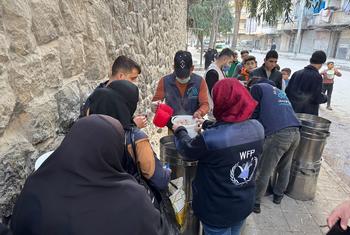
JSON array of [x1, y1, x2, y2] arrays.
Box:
[[293, 0, 306, 57]]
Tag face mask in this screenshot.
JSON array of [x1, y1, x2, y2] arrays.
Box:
[[176, 77, 190, 84]]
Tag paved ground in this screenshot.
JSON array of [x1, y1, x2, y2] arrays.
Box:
[[242, 162, 350, 235], [188, 46, 350, 234]]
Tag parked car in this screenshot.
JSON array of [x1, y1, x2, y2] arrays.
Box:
[[215, 43, 230, 53], [236, 40, 254, 52]]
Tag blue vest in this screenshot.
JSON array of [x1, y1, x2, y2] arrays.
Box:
[[163, 73, 202, 115], [254, 83, 300, 136], [193, 120, 265, 227]]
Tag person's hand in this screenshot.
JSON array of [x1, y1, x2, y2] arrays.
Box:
[[327, 200, 350, 230], [195, 118, 205, 126], [133, 115, 147, 129], [151, 101, 161, 113], [172, 124, 180, 132], [194, 118, 205, 133], [193, 111, 202, 119]]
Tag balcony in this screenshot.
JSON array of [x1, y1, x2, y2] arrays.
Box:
[[260, 26, 278, 35], [277, 19, 307, 31], [307, 10, 350, 28]]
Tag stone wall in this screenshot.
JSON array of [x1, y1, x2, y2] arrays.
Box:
[[0, 0, 187, 218]]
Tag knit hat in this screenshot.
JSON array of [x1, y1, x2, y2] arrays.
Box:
[[310, 50, 327, 64]]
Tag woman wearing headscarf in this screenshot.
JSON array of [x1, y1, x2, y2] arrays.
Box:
[[88, 80, 170, 191], [10, 115, 162, 235], [173, 79, 265, 235]]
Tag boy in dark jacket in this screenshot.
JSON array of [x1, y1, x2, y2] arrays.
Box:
[[250, 50, 283, 89], [173, 79, 264, 235], [286, 50, 328, 116]]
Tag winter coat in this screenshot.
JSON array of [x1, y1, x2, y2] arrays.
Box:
[[285, 65, 327, 116]]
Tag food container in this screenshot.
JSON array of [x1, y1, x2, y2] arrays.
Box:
[[171, 115, 198, 138]]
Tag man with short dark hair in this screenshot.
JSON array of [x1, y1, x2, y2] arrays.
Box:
[[226, 51, 239, 77], [286, 50, 328, 115], [204, 48, 235, 120], [250, 50, 283, 89], [80, 56, 146, 127], [248, 77, 300, 213], [232, 50, 250, 77], [152, 50, 209, 119], [109, 55, 141, 84]]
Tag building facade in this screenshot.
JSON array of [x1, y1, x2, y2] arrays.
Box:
[[237, 0, 350, 60]]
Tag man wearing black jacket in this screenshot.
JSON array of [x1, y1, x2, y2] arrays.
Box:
[[250, 50, 283, 89], [286, 50, 328, 116]]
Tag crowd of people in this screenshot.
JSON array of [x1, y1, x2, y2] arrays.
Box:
[[0, 45, 346, 235]]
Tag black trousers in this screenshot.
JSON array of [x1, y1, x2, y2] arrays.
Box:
[[322, 83, 334, 107]]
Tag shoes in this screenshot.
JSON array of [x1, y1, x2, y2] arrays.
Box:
[[273, 194, 283, 204], [253, 203, 261, 213], [327, 106, 333, 110]]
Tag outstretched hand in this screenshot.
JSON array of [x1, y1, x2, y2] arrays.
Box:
[[133, 115, 147, 129], [327, 200, 350, 230]]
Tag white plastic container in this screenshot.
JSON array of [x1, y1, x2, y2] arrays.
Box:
[[171, 115, 198, 138], [34, 151, 54, 171]]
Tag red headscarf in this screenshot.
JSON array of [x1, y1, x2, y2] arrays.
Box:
[[213, 79, 257, 123]]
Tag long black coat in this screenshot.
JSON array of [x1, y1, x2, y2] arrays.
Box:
[[286, 65, 327, 116]]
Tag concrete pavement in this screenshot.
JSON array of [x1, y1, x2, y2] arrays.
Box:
[[242, 161, 350, 235]]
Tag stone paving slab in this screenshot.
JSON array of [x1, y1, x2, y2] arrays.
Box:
[[241, 162, 350, 235]]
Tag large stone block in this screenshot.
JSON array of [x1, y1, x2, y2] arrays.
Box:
[[0, 73, 16, 137], [0, 135, 37, 218], [58, 35, 85, 78], [17, 96, 58, 145], [0, 33, 9, 65], [55, 80, 81, 133], [38, 42, 63, 88], [30, 0, 64, 45], [83, 37, 109, 81], [7, 54, 44, 104], [58, 0, 85, 35], [2, 0, 36, 56]]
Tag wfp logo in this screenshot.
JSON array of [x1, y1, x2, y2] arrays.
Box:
[[230, 157, 258, 186]]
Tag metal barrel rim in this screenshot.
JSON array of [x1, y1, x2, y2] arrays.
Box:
[[297, 113, 331, 130]]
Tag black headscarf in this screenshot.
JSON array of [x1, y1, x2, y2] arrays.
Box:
[[88, 80, 139, 128], [10, 115, 161, 235]]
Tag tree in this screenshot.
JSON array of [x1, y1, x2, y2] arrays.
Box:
[[189, 0, 233, 49], [231, 0, 244, 50]]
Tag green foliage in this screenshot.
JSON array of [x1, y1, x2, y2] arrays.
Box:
[[246, 0, 322, 25], [189, 0, 233, 37], [219, 7, 234, 33]]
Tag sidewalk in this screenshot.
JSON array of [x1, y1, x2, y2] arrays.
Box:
[[242, 161, 350, 235]]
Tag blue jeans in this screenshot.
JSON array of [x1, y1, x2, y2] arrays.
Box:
[[202, 220, 244, 235]]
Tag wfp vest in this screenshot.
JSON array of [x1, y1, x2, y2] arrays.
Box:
[[193, 120, 264, 227], [163, 73, 202, 115]]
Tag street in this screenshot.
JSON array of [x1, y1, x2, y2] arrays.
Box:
[[190, 47, 350, 187]]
